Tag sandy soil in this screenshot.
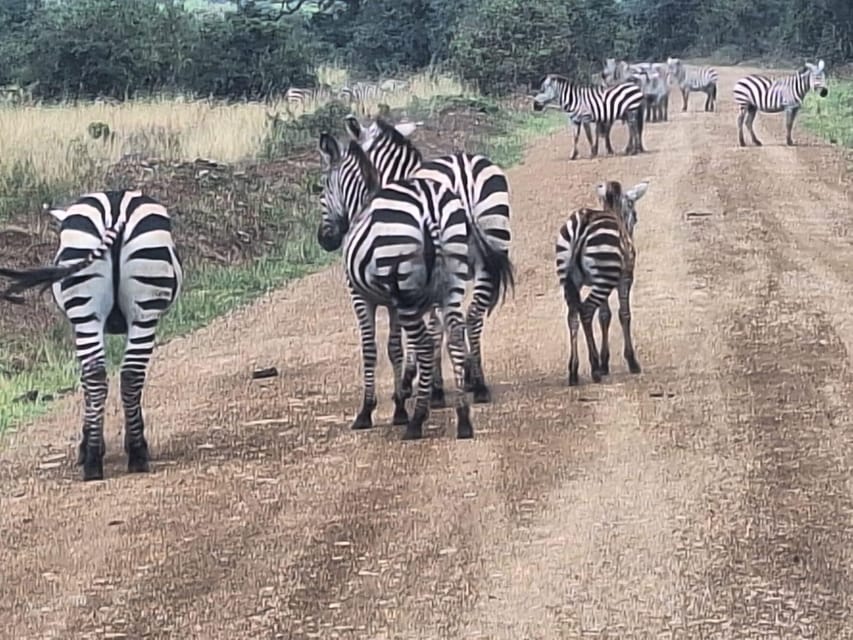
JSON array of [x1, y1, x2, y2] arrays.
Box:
[[1, 66, 851, 640]]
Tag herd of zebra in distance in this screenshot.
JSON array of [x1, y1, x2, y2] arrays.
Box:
[[0, 56, 831, 481]]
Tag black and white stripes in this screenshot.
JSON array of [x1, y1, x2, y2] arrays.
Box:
[[0, 191, 183, 481], [733, 60, 828, 146], [666, 58, 718, 112], [318, 130, 476, 440], [555, 180, 648, 386], [533, 74, 646, 160]]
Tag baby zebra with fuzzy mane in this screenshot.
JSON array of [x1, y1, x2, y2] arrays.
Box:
[[556, 179, 649, 386], [0, 191, 183, 480]]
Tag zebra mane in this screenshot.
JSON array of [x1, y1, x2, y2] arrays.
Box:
[[345, 139, 381, 200], [372, 117, 423, 163]]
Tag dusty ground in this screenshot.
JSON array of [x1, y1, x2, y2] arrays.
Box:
[[1, 66, 852, 639]]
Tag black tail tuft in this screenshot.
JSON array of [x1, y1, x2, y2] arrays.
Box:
[[0, 263, 83, 303]]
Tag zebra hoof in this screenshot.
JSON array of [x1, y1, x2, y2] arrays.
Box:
[[472, 385, 491, 404], [351, 411, 373, 430], [591, 370, 603, 383], [628, 360, 642, 374], [599, 362, 610, 376], [82, 453, 104, 482], [127, 443, 150, 474], [403, 412, 426, 440], [430, 388, 447, 409], [392, 405, 409, 426], [456, 406, 473, 440], [568, 373, 579, 387]]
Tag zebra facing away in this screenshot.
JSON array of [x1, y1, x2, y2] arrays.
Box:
[[317, 131, 477, 440], [533, 74, 645, 160], [666, 58, 718, 112], [343, 115, 515, 405], [733, 60, 828, 147], [0, 191, 183, 481], [556, 179, 649, 386]]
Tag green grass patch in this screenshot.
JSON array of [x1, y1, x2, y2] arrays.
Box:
[[802, 79, 853, 148], [0, 96, 563, 435]]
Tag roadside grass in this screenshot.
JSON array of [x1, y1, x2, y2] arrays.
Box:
[[802, 79, 853, 149], [0, 90, 564, 435]]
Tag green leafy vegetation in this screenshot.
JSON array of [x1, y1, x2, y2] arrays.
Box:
[[802, 80, 853, 148]]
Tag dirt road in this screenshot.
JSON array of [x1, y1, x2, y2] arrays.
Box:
[[2, 66, 852, 639]]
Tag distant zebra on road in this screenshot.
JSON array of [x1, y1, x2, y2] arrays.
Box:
[[556, 179, 649, 386], [318, 131, 493, 440], [733, 60, 828, 147], [533, 74, 645, 160], [0, 191, 183, 481], [666, 58, 718, 112], [344, 115, 515, 405], [627, 64, 670, 122]]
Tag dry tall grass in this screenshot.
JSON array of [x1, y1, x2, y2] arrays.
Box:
[[0, 65, 472, 192]]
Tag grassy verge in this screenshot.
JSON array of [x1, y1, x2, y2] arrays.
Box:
[[801, 79, 853, 148], [0, 92, 564, 435]]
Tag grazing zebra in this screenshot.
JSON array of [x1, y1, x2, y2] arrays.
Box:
[[344, 115, 515, 405], [284, 85, 333, 113], [533, 74, 645, 160], [733, 60, 828, 147], [317, 131, 481, 440], [666, 58, 718, 112], [556, 179, 649, 386], [0, 191, 183, 481], [339, 82, 382, 114]]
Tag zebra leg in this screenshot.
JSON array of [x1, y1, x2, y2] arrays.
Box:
[[120, 320, 161, 474], [443, 306, 473, 439], [562, 278, 582, 386], [570, 122, 582, 160], [579, 298, 604, 383], [602, 122, 615, 155], [401, 313, 433, 441], [745, 106, 762, 146], [584, 122, 597, 157], [351, 294, 379, 430], [598, 298, 612, 376], [78, 356, 109, 481], [463, 270, 493, 404], [429, 307, 447, 408], [737, 107, 748, 147], [681, 87, 689, 111], [785, 107, 800, 146], [401, 335, 417, 398], [617, 276, 642, 374], [387, 311, 410, 426]]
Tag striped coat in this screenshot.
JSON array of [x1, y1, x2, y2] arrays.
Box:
[[666, 58, 718, 112]]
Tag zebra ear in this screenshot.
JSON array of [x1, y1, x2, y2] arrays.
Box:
[[818, 59, 825, 71], [343, 115, 363, 142], [394, 121, 419, 138], [318, 132, 341, 171], [595, 182, 607, 200], [626, 180, 650, 202], [43, 203, 69, 222]]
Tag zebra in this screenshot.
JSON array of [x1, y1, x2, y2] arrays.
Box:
[[339, 82, 382, 115], [317, 131, 479, 440], [733, 60, 828, 147], [284, 85, 333, 114], [556, 179, 649, 386], [532, 74, 645, 160], [601, 58, 629, 87], [627, 65, 670, 123], [666, 58, 718, 112], [343, 115, 515, 405], [0, 191, 183, 481]]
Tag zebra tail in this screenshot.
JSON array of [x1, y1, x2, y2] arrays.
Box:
[[470, 218, 515, 315], [0, 218, 125, 303]]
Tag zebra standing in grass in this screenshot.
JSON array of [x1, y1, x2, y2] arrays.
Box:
[[317, 132, 481, 440], [344, 115, 515, 405], [555, 179, 649, 386], [532, 74, 645, 160], [733, 60, 828, 147], [339, 82, 382, 114], [0, 191, 183, 481], [284, 85, 333, 113], [666, 58, 718, 112]]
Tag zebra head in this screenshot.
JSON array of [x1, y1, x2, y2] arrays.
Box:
[[317, 132, 380, 252], [595, 179, 649, 235], [805, 59, 828, 97], [533, 75, 565, 111]]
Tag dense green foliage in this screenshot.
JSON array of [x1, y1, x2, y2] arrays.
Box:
[[0, 0, 850, 99]]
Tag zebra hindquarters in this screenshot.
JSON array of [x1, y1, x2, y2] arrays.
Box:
[[52, 256, 115, 481]]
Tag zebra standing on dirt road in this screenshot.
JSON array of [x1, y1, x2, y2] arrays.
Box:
[[555, 179, 649, 386], [344, 115, 515, 405], [317, 131, 481, 440], [733, 60, 828, 147], [532, 74, 645, 160], [666, 58, 718, 112], [0, 191, 183, 481], [627, 65, 670, 122]]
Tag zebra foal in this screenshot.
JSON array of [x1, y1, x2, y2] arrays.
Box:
[[318, 131, 475, 440], [556, 179, 649, 386], [0, 191, 183, 480], [733, 60, 828, 147]]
